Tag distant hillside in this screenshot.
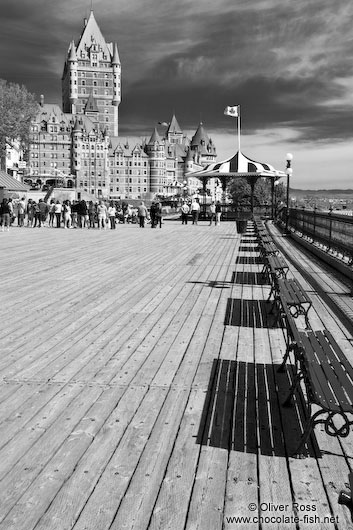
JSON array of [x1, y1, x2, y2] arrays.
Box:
[[291, 189, 353, 199]]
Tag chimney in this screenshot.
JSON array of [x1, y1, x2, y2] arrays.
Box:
[[84, 17, 88, 26], [40, 94, 44, 107]]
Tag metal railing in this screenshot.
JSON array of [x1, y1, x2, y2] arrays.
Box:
[[282, 207, 353, 263]]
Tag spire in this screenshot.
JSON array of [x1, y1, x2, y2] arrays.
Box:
[[76, 10, 110, 58], [166, 114, 182, 135], [191, 122, 210, 148], [147, 127, 161, 145], [112, 42, 120, 65], [68, 40, 77, 62], [73, 116, 82, 133]]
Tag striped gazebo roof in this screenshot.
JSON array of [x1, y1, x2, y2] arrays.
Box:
[[189, 151, 286, 179]]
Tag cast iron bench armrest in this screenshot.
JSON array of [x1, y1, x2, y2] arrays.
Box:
[[277, 278, 312, 327], [279, 312, 353, 456]]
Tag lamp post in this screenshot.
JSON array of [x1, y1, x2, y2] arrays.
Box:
[[183, 179, 188, 199], [285, 153, 293, 233]]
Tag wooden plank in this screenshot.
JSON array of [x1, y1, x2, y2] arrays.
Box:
[[108, 388, 191, 530], [3, 385, 149, 530]]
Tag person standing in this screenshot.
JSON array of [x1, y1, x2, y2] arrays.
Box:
[[155, 200, 162, 228], [97, 200, 108, 230], [54, 200, 62, 228], [88, 201, 96, 229], [149, 201, 157, 228], [71, 200, 78, 228], [215, 201, 222, 226], [17, 197, 26, 227], [0, 198, 11, 231], [108, 201, 117, 229], [33, 201, 41, 228], [137, 201, 148, 228], [26, 199, 34, 227], [38, 198, 49, 227], [48, 199, 56, 227], [180, 201, 189, 225], [8, 198, 14, 226], [63, 200, 72, 229], [191, 198, 200, 225], [208, 201, 216, 226]]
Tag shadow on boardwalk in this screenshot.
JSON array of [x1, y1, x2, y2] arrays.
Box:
[[196, 359, 319, 458]]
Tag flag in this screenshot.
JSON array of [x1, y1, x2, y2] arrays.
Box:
[[224, 105, 239, 117]]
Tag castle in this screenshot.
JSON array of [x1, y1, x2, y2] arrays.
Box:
[[27, 11, 217, 201]]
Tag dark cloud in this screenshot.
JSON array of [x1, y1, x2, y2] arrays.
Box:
[[1, 0, 353, 148]]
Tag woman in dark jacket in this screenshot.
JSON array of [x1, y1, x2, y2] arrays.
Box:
[[1, 198, 11, 231]]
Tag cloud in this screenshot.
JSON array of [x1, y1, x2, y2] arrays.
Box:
[[0, 0, 352, 188]]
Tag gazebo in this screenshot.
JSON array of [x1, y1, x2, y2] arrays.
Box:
[[188, 150, 287, 216]]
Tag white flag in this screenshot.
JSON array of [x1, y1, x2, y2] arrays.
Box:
[[224, 105, 239, 117]]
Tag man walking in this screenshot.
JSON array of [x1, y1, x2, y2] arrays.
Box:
[[180, 201, 189, 225], [191, 198, 200, 225]]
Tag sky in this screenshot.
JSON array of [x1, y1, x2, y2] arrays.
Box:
[[1, 0, 353, 189]]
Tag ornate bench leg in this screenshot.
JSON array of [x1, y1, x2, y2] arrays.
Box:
[[283, 371, 303, 407]]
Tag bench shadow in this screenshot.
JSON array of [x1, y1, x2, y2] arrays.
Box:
[[196, 359, 319, 458], [224, 298, 282, 328], [236, 256, 264, 264], [239, 245, 259, 252], [231, 271, 269, 285]]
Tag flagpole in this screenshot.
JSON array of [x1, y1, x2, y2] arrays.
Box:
[[237, 105, 241, 153]]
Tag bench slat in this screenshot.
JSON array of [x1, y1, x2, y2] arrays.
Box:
[[299, 331, 353, 412]]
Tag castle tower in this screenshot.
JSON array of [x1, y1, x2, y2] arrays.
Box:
[[146, 128, 166, 194], [62, 10, 121, 136], [190, 122, 217, 166]]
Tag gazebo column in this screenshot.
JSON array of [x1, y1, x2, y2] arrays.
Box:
[[247, 177, 259, 216], [201, 177, 208, 219], [271, 178, 275, 219]]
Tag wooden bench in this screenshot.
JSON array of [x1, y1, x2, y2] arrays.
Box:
[[270, 277, 312, 328], [278, 311, 353, 456], [262, 254, 289, 283]]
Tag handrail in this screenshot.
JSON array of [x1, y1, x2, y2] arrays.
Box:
[[282, 208, 353, 264]]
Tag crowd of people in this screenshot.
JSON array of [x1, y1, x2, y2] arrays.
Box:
[[0, 197, 165, 231], [0, 196, 222, 232], [180, 198, 222, 226]]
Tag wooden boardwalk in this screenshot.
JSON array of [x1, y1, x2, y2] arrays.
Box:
[[0, 219, 352, 530]]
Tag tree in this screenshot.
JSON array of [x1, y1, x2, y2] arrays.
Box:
[[0, 79, 39, 170]]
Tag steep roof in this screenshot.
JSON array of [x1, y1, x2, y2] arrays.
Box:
[[0, 170, 29, 191], [166, 114, 182, 135], [109, 137, 149, 157], [35, 103, 73, 126], [191, 122, 210, 147], [147, 127, 162, 145], [112, 43, 120, 65], [76, 11, 113, 59], [84, 93, 99, 113]]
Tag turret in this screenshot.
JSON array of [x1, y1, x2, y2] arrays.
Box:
[[68, 40, 78, 110], [112, 43, 121, 107]]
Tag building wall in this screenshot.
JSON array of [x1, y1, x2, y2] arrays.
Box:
[[25, 11, 217, 201]]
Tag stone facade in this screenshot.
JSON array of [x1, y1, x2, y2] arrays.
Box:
[[26, 10, 217, 200]]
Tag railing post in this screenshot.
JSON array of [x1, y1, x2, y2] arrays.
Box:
[[313, 206, 317, 241], [302, 205, 305, 236], [328, 206, 333, 251]]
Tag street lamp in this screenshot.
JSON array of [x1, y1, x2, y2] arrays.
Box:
[[285, 153, 293, 233], [183, 179, 188, 198]]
